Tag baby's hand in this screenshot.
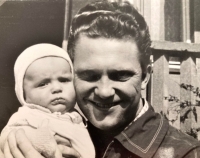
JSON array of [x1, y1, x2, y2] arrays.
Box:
[[25, 119, 61, 158]]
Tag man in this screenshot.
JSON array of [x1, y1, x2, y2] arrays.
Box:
[[1, 0, 200, 157]]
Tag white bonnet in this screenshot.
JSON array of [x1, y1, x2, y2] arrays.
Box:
[[14, 43, 73, 107]]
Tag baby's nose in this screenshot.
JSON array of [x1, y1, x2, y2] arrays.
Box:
[[51, 82, 62, 94]]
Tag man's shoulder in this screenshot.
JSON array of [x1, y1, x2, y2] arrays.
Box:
[[148, 104, 200, 155], [166, 125, 200, 147], [155, 124, 200, 157]]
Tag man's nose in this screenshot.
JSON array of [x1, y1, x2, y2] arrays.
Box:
[[94, 77, 115, 99], [51, 82, 62, 94]]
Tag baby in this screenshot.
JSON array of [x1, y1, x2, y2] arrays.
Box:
[[0, 44, 95, 158]]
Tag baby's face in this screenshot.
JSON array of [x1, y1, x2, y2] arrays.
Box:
[[23, 56, 76, 114]]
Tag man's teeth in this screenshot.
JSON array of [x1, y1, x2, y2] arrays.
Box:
[[94, 102, 115, 108], [86, 99, 120, 108]]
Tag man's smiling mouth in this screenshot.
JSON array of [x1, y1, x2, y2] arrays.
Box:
[[86, 99, 121, 109]]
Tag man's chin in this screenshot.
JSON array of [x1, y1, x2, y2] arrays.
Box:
[[91, 119, 123, 132]]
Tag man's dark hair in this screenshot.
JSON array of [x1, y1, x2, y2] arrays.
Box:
[[67, 0, 151, 74]]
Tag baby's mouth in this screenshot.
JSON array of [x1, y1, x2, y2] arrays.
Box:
[[51, 98, 66, 105]]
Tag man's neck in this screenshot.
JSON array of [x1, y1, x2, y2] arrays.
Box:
[[88, 122, 119, 145]]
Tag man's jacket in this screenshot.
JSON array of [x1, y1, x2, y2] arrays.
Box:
[[88, 104, 200, 158]]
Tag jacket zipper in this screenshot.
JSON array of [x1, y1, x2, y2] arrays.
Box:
[[102, 140, 114, 158]]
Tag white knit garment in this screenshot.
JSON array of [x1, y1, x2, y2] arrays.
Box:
[[14, 43, 73, 112]]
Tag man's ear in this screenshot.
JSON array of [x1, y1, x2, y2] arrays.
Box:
[[141, 65, 152, 90]]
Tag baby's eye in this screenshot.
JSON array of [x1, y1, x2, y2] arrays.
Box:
[[38, 82, 48, 87], [59, 77, 71, 83], [109, 71, 134, 82]]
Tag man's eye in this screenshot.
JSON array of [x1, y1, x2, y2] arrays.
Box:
[[109, 71, 134, 81], [77, 71, 100, 82]]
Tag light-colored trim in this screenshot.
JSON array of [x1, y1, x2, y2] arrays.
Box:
[[121, 114, 164, 153], [151, 41, 200, 53], [102, 141, 114, 158], [182, 0, 191, 43]]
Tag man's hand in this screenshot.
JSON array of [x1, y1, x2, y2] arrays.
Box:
[[55, 134, 81, 158], [3, 117, 81, 158], [5, 129, 45, 158], [3, 129, 81, 158]]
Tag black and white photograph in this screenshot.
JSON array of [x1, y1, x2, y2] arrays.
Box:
[[0, 0, 200, 157]]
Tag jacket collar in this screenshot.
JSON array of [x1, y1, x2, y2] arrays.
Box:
[[115, 103, 169, 158]]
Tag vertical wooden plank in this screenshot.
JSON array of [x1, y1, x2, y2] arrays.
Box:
[[195, 57, 200, 140], [168, 73, 181, 129], [131, 0, 152, 41], [143, 1, 151, 33], [180, 53, 196, 134], [194, 0, 200, 43], [62, 0, 72, 51], [182, 0, 191, 43], [152, 50, 169, 114], [150, 0, 165, 40], [164, 0, 182, 42]]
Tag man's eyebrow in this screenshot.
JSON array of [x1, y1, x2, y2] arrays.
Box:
[[108, 68, 134, 71], [75, 69, 102, 73], [107, 67, 136, 72]]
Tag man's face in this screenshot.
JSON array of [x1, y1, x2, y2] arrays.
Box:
[[23, 57, 76, 113], [73, 35, 149, 131]]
